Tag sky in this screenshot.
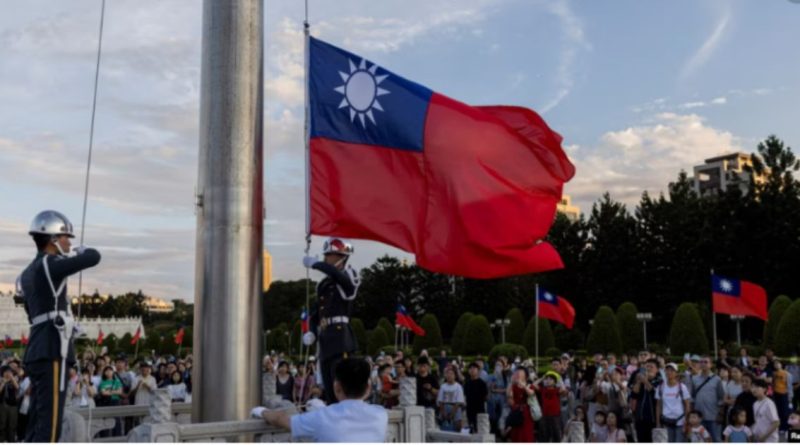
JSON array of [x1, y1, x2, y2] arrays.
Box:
[[1, 0, 799, 301]]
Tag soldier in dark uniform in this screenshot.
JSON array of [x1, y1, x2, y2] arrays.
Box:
[[17, 210, 101, 442], [301, 237, 360, 404]]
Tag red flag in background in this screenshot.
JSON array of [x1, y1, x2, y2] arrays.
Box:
[[131, 326, 142, 345], [97, 328, 105, 346], [174, 327, 185, 345], [3, 336, 12, 348], [300, 310, 309, 334], [21, 333, 28, 346], [711, 275, 768, 320], [308, 37, 575, 279], [537, 287, 576, 329], [395, 305, 426, 336]]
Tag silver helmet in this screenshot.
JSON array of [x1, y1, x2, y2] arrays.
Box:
[[322, 237, 354, 256], [28, 210, 75, 238]]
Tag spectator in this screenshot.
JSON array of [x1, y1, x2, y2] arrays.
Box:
[[275, 361, 294, 402], [464, 362, 488, 433], [733, 373, 757, 427], [716, 348, 733, 371], [437, 366, 465, 432], [631, 358, 662, 443], [293, 364, 316, 406], [723, 407, 753, 442], [167, 370, 187, 403], [487, 358, 509, 433], [562, 405, 588, 442], [723, 366, 744, 423], [65, 366, 79, 407], [17, 368, 31, 440], [535, 371, 567, 442], [114, 356, 135, 406], [72, 368, 97, 408], [655, 362, 692, 443], [686, 410, 711, 443], [605, 411, 627, 442], [506, 367, 535, 442], [787, 355, 800, 409], [0, 366, 19, 442], [789, 410, 800, 436], [379, 364, 399, 408], [415, 357, 439, 410], [97, 365, 123, 437], [737, 348, 751, 370], [403, 357, 415, 378], [589, 410, 607, 442], [689, 355, 724, 441], [772, 360, 791, 432], [751, 378, 779, 442], [133, 362, 157, 407]]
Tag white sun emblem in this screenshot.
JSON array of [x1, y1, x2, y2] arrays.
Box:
[[544, 293, 554, 301], [334, 58, 390, 128], [720, 280, 733, 292]]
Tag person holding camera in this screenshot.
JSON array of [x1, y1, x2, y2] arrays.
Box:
[[655, 363, 692, 442], [0, 366, 20, 442]]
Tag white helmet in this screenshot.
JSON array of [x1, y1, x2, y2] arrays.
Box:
[[322, 237, 354, 256], [28, 210, 75, 238]]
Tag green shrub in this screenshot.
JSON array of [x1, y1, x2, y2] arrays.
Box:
[[367, 329, 390, 356], [413, 313, 444, 354], [545, 347, 561, 357], [586, 306, 623, 354], [451, 312, 474, 354], [523, 317, 554, 357], [616, 302, 642, 352], [669, 303, 709, 355], [774, 299, 800, 356], [463, 315, 495, 355], [351, 318, 367, 354], [764, 295, 792, 349], [377, 317, 395, 344], [488, 343, 528, 364], [554, 324, 584, 352], [504, 308, 525, 345]]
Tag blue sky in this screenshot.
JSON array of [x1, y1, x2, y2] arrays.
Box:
[[1, 0, 798, 300]]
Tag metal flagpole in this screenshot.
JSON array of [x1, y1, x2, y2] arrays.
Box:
[[711, 269, 718, 360], [535, 283, 540, 368]]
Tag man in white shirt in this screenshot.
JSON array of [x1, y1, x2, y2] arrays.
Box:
[[751, 378, 779, 442], [655, 362, 692, 443], [252, 358, 387, 442], [133, 361, 157, 406]]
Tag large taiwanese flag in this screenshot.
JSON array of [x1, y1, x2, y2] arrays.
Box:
[[712, 275, 768, 320], [537, 287, 575, 329], [395, 305, 426, 336], [308, 37, 575, 278]]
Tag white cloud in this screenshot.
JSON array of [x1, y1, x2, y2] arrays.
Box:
[[565, 113, 742, 211], [680, 5, 731, 81], [710, 96, 727, 105]]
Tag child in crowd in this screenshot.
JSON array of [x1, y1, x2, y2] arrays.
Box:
[[437, 366, 465, 433], [534, 371, 567, 442], [723, 407, 753, 443], [589, 410, 608, 442], [687, 410, 712, 443]]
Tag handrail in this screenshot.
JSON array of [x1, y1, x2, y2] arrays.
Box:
[[69, 402, 191, 419]]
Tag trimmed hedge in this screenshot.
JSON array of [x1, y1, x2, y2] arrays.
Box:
[[413, 313, 443, 354], [523, 317, 554, 357], [367, 328, 390, 356], [505, 308, 525, 345], [351, 318, 367, 354], [488, 343, 528, 364], [462, 315, 495, 355], [775, 299, 800, 356], [586, 306, 623, 354], [377, 317, 396, 344], [669, 303, 709, 355], [451, 312, 474, 354], [616, 302, 642, 352], [764, 295, 792, 349]]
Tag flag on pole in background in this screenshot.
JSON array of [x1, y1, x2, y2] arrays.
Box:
[[174, 327, 185, 345], [308, 37, 574, 279], [3, 336, 12, 348], [300, 310, 309, 334], [395, 305, 426, 336], [131, 326, 142, 345], [537, 287, 576, 329], [20, 332, 28, 346], [97, 328, 105, 346], [712, 275, 768, 320]]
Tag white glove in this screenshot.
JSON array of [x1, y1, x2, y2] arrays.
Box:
[[302, 332, 316, 346], [73, 245, 88, 255], [250, 406, 267, 419], [302, 255, 318, 269]]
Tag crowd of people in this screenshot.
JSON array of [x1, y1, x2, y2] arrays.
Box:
[[0, 350, 194, 441], [262, 347, 800, 443]]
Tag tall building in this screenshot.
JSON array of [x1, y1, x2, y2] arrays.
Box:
[[691, 152, 764, 196], [556, 195, 581, 222]]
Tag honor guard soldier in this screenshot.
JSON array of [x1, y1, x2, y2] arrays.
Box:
[[301, 237, 360, 404], [18, 210, 101, 442]]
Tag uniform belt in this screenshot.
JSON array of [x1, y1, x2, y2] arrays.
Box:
[[30, 310, 72, 327], [320, 316, 349, 328]]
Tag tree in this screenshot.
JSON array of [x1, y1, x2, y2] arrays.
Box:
[[451, 312, 474, 354], [367, 329, 390, 356], [504, 308, 525, 345], [263, 279, 316, 330], [463, 315, 494, 356], [616, 302, 642, 353], [119, 333, 134, 355], [553, 324, 584, 352], [413, 314, 443, 354], [523, 317, 554, 357], [669, 303, 709, 355], [774, 299, 800, 356], [350, 318, 367, 354], [377, 318, 396, 345], [763, 295, 792, 348], [586, 306, 623, 354]]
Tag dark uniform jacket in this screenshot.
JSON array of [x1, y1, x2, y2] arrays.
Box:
[[19, 250, 101, 365], [309, 262, 358, 360]]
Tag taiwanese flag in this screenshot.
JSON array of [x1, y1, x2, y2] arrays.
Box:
[[308, 37, 575, 279], [300, 310, 309, 334], [97, 328, 104, 346], [537, 287, 575, 329], [395, 305, 426, 336], [712, 275, 768, 320], [20, 333, 28, 346], [131, 326, 142, 345], [174, 327, 185, 345], [4, 336, 12, 348]]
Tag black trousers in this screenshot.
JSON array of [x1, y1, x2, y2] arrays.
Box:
[[25, 359, 66, 443], [321, 353, 349, 404]]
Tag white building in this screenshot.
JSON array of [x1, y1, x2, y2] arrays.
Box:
[[556, 195, 581, 222], [691, 152, 765, 196], [0, 291, 143, 341]]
